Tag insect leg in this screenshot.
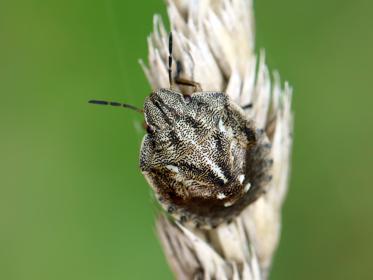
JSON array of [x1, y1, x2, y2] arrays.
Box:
[[242, 103, 253, 110], [174, 77, 202, 93]]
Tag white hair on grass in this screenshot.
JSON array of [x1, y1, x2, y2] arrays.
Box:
[[140, 0, 293, 279]]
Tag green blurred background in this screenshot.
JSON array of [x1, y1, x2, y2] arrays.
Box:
[[1, 0, 372, 279]]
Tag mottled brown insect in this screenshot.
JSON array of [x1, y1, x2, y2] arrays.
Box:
[[89, 33, 272, 228]]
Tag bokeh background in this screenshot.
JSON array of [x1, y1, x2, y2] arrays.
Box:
[[1, 0, 372, 279]]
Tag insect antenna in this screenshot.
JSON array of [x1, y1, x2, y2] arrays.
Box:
[[168, 32, 202, 93], [88, 100, 143, 114], [168, 32, 173, 88]]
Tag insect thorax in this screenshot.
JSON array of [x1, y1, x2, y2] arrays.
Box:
[[140, 88, 272, 228]]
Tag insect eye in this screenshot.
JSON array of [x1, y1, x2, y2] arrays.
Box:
[[183, 94, 192, 103], [146, 125, 155, 134]]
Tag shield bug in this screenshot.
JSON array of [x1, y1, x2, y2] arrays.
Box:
[[89, 33, 273, 228]]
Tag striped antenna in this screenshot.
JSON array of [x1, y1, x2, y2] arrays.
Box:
[[168, 32, 173, 88], [88, 100, 143, 113]]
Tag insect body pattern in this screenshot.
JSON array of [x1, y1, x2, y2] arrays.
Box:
[[90, 33, 273, 229]]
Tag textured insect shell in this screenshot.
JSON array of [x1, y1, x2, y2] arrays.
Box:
[[139, 88, 271, 228]]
